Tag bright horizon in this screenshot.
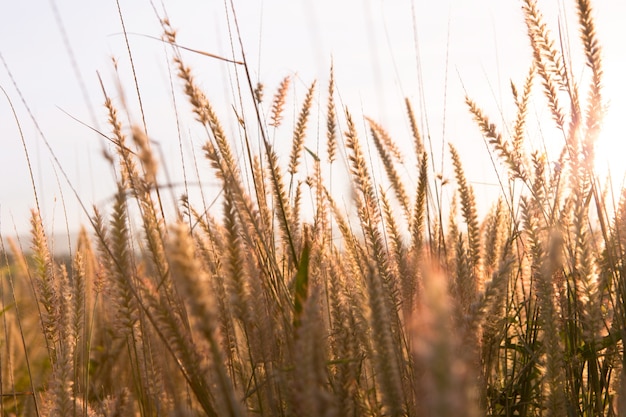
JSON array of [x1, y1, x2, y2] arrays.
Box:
[[1, 0, 625, 244]]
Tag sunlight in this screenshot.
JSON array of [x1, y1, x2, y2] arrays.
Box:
[[595, 102, 626, 203]]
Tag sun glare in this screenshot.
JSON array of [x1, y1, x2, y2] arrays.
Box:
[[595, 104, 626, 202]]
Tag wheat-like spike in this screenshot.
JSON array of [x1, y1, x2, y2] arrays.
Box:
[[242, 262, 286, 416], [99, 80, 139, 190], [405, 98, 424, 158], [333, 259, 377, 412], [406, 152, 429, 310], [140, 278, 221, 417], [482, 199, 506, 273], [466, 97, 527, 182], [76, 225, 100, 301], [265, 142, 299, 265], [203, 142, 260, 249], [366, 117, 411, 219], [194, 230, 240, 380], [379, 187, 411, 309], [102, 80, 169, 291], [30, 210, 59, 357], [447, 194, 460, 255], [538, 231, 567, 416], [323, 187, 366, 268], [98, 388, 132, 416], [308, 159, 329, 240], [453, 232, 474, 315], [325, 255, 358, 415], [569, 184, 604, 351], [326, 64, 338, 164], [364, 264, 405, 416], [467, 238, 514, 327], [72, 245, 95, 415], [521, 197, 565, 414], [522, 0, 567, 129], [254, 81, 264, 103], [198, 104, 287, 297], [344, 304, 371, 415], [89, 206, 110, 299], [121, 153, 170, 293], [360, 225, 401, 330], [529, 151, 554, 226], [251, 155, 273, 234], [577, 0, 602, 90], [172, 48, 242, 193], [344, 109, 378, 221], [292, 288, 336, 417], [365, 117, 403, 162], [71, 250, 86, 357], [48, 362, 74, 417], [292, 181, 303, 239], [610, 189, 626, 261], [269, 75, 291, 128], [138, 310, 168, 414], [71, 253, 86, 325], [576, 0, 604, 163], [379, 186, 407, 268], [522, 0, 567, 84], [49, 265, 76, 417], [229, 177, 291, 307], [131, 125, 158, 186], [104, 188, 138, 335], [449, 144, 481, 271], [138, 188, 170, 287], [329, 250, 366, 415], [173, 55, 212, 126], [512, 65, 535, 159], [165, 222, 246, 417], [532, 151, 548, 200], [342, 125, 404, 367], [222, 187, 251, 324], [288, 80, 316, 176], [346, 117, 404, 363]]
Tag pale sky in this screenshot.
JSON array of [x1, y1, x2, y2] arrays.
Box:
[[1, 0, 625, 242]]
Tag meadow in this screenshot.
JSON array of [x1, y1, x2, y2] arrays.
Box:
[[1, 0, 624, 415]]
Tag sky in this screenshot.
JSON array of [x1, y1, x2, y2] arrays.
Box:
[[1, 0, 625, 246]]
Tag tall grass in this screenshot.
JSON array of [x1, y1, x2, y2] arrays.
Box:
[[1, 0, 624, 415]]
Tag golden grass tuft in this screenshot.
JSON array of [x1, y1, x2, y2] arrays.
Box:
[[3, 0, 624, 415]]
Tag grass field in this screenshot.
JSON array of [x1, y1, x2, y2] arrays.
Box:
[[1, 0, 625, 415]]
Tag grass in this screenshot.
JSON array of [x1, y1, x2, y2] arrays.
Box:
[[1, 0, 624, 415]]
